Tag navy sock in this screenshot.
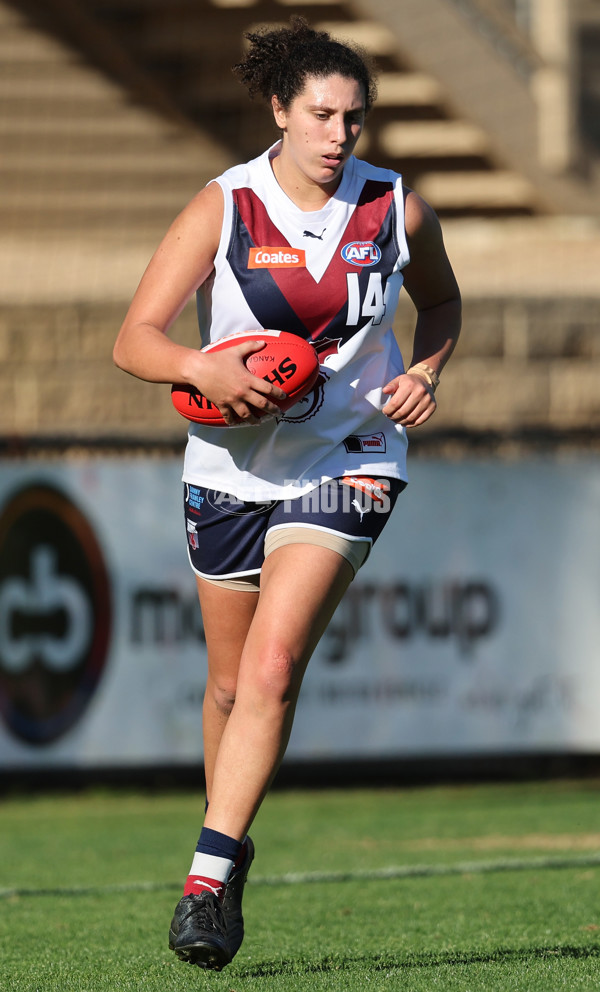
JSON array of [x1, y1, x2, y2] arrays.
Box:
[[183, 828, 242, 897], [195, 827, 242, 862]]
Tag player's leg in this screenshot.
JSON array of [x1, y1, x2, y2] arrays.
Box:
[[201, 476, 404, 840], [203, 541, 354, 841], [182, 482, 267, 795], [172, 487, 266, 968], [169, 577, 258, 969], [170, 544, 352, 969], [196, 577, 259, 799]]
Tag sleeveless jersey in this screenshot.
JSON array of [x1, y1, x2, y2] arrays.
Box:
[[182, 144, 411, 501]]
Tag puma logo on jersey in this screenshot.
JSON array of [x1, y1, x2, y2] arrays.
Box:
[[248, 247, 306, 269], [303, 228, 326, 240]]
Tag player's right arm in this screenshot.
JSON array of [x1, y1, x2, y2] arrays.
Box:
[[112, 182, 286, 423]]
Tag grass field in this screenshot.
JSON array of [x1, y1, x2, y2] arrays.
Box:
[[1, 779, 599, 991]]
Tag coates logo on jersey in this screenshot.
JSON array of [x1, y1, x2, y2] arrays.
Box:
[[0, 483, 111, 745], [341, 242, 382, 266], [248, 247, 306, 269]]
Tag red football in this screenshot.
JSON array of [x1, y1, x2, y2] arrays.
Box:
[[171, 330, 320, 427]]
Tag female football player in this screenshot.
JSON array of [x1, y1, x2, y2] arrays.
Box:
[[113, 16, 461, 971]]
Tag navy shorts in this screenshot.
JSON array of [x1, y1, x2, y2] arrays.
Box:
[[183, 476, 405, 581]]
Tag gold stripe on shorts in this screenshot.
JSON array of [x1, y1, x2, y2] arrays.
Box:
[[265, 525, 371, 576]]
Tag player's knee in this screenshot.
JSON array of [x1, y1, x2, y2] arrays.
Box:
[[254, 642, 302, 702], [209, 678, 237, 716]]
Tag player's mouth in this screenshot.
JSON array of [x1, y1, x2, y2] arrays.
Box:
[[321, 153, 345, 169]]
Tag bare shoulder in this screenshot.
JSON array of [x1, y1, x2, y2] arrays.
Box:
[[188, 179, 224, 215], [167, 180, 224, 243], [120, 179, 227, 328], [145, 180, 225, 286], [403, 185, 444, 249]]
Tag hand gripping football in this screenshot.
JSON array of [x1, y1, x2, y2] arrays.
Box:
[[171, 330, 320, 426]]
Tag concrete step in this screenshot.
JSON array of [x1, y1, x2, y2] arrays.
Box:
[[0, 172, 204, 195], [110, 8, 257, 56], [0, 166, 206, 196], [0, 29, 78, 63], [0, 187, 194, 232], [313, 19, 400, 56], [276, 0, 341, 6], [91, 0, 200, 9], [0, 73, 126, 102], [375, 72, 443, 107], [0, 149, 208, 176], [207, 0, 262, 6], [0, 94, 165, 121], [0, 113, 196, 144], [91, 0, 337, 9], [379, 120, 491, 159], [0, 3, 27, 24], [0, 189, 193, 209], [416, 170, 538, 212], [0, 59, 116, 83]]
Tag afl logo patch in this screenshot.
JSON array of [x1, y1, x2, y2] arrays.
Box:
[[205, 491, 278, 516], [341, 241, 381, 266], [0, 483, 111, 745]]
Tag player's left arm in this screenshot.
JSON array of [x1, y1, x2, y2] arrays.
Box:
[[382, 187, 462, 427]]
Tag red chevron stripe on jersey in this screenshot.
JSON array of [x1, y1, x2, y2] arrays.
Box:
[[231, 180, 396, 341]]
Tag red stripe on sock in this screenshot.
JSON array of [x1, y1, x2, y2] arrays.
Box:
[[183, 874, 226, 899]]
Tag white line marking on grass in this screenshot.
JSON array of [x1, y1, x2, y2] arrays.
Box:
[[2, 853, 600, 900], [255, 853, 600, 885]]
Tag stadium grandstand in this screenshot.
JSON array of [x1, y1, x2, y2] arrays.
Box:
[[0, 0, 599, 443]]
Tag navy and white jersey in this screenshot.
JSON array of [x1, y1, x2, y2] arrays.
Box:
[[182, 143, 411, 501]]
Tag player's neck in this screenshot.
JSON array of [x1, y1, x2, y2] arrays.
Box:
[[270, 147, 340, 212]]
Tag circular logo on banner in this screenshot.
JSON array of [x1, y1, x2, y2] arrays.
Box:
[[0, 483, 112, 745]]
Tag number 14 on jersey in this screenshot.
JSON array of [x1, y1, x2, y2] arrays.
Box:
[[346, 272, 387, 326]]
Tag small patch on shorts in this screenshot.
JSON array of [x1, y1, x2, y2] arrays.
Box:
[[341, 476, 390, 504]]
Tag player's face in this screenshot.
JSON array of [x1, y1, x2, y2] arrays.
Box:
[[272, 74, 366, 193]]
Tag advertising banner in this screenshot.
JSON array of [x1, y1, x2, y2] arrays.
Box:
[[0, 455, 599, 769]]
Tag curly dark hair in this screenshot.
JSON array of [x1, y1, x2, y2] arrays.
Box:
[[232, 16, 378, 113]]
